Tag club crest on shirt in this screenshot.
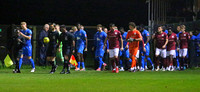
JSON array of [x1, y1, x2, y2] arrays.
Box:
[[100, 35, 102, 37], [115, 32, 117, 34], [65, 37, 68, 40], [162, 34, 164, 36], [184, 34, 186, 36], [79, 33, 81, 36], [172, 36, 174, 38], [53, 36, 55, 39], [134, 32, 136, 35]]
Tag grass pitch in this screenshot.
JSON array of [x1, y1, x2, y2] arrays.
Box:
[[0, 66, 200, 92]]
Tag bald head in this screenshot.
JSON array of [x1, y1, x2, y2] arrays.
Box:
[[44, 24, 49, 31]]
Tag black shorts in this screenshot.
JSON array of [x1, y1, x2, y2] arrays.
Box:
[[62, 47, 72, 56], [46, 45, 57, 57], [14, 49, 23, 59]]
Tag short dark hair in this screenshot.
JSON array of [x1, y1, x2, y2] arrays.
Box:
[[167, 27, 172, 30], [60, 25, 66, 29], [49, 23, 56, 27], [158, 25, 163, 29], [129, 22, 136, 28], [140, 24, 144, 29], [119, 27, 124, 31], [97, 24, 102, 27], [109, 23, 115, 27]]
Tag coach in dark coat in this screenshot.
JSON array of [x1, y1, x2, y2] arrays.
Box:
[[38, 24, 49, 66]]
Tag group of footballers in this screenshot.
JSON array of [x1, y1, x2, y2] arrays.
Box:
[[93, 22, 191, 73], [44, 23, 88, 74], [13, 21, 193, 74]]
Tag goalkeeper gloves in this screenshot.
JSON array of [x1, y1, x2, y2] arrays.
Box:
[[127, 38, 135, 42]]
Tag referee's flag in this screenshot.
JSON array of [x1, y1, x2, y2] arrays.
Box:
[[69, 55, 78, 66], [4, 54, 13, 67]]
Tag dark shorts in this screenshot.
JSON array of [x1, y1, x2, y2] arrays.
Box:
[[62, 46, 72, 56], [14, 49, 23, 59], [46, 45, 57, 57]]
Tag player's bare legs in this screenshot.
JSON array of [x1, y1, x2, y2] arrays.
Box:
[[75, 53, 81, 71]]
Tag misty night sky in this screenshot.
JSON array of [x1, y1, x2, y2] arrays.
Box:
[[1, 0, 148, 27]]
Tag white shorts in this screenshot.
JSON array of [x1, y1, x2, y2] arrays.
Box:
[[155, 48, 166, 58], [167, 50, 176, 58], [136, 50, 140, 58], [179, 48, 188, 57], [109, 48, 119, 58]]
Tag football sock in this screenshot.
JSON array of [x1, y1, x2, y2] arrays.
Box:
[[141, 56, 145, 69], [15, 59, 19, 70], [99, 57, 103, 68], [131, 56, 136, 68], [120, 59, 123, 68], [163, 58, 167, 68], [19, 58, 23, 69], [29, 58, 35, 68], [63, 60, 69, 70], [177, 58, 180, 68], [155, 57, 159, 67], [144, 62, 147, 67], [147, 57, 153, 66], [78, 62, 81, 68], [115, 58, 119, 66], [81, 62, 85, 69]]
